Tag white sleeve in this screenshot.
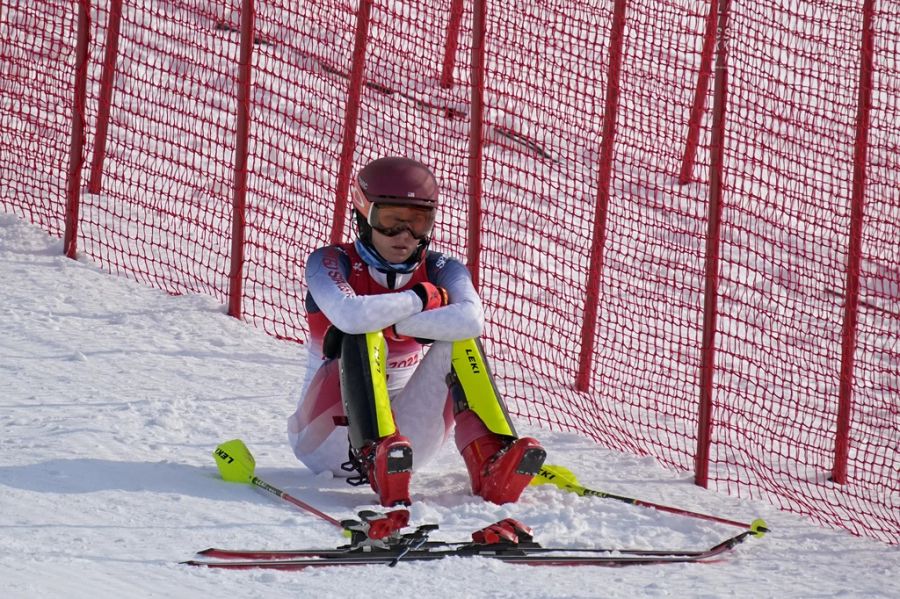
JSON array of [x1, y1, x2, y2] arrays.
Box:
[[305, 246, 423, 334], [393, 255, 484, 341]]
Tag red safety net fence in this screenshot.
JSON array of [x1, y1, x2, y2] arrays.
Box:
[[1, 0, 897, 543]]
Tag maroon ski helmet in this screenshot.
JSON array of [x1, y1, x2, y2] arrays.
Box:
[[350, 157, 439, 220], [349, 157, 439, 274]]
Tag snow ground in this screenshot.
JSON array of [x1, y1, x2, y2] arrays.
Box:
[[1, 212, 898, 598]]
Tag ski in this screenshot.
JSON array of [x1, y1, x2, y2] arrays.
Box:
[[196, 538, 725, 560], [185, 531, 752, 570]]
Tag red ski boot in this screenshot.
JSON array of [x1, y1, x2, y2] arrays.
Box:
[[461, 434, 546, 505], [367, 432, 413, 507]]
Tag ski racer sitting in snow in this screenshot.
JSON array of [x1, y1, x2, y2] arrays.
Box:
[[288, 156, 546, 508]]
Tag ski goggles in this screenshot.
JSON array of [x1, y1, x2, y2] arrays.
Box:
[[368, 203, 436, 240]]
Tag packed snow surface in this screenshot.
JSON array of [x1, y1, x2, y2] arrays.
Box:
[[1, 214, 897, 598]]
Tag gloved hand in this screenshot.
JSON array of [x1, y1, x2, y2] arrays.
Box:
[[411, 282, 449, 311], [383, 324, 410, 343], [381, 324, 434, 345], [384, 325, 434, 345]]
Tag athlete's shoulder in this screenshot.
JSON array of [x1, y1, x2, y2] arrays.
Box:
[[424, 249, 465, 271], [308, 244, 352, 269], [424, 250, 472, 283], [306, 244, 359, 305], [309, 242, 353, 258]]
